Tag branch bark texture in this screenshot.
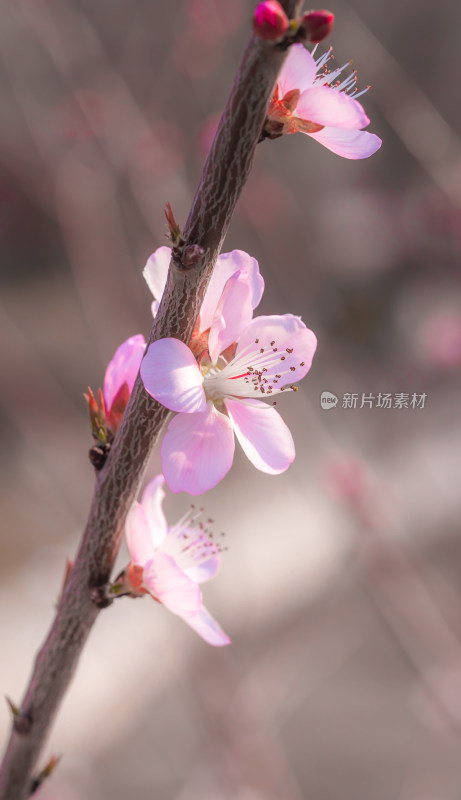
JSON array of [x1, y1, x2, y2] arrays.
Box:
[[0, 4, 302, 797]]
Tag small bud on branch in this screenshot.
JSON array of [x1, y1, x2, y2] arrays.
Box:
[[164, 202, 183, 248], [299, 9, 334, 43], [165, 203, 205, 269], [29, 755, 61, 796], [5, 698, 32, 736], [253, 1, 290, 42]]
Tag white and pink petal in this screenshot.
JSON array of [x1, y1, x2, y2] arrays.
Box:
[[306, 126, 382, 159], [126, 501, 156, 567], [142, 246, 171, 305], [297, 86, 370, 130], [277, 43, 317, 97], [199, 250, 264, 332], [161, 402, 235, 495], [140, 475, 168, 548], [141, 338, 206, 413], [180, 605, 231, 647], [208, 271, 255, 364], [143, 552, 202, 617], [225, 397, 295, 474], [235, 314, 317, 384]]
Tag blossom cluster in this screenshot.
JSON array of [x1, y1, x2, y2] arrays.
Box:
[[95, 245, 316, 645], [86, 40, 380, 646]]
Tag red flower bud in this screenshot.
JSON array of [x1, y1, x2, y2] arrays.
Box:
[[253, 1, 289, 42], [301, 10, 334, 43]]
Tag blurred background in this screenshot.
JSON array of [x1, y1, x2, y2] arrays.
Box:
[[1, 0, 461, 797]]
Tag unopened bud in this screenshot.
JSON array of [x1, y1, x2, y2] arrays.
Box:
[[301, 10, 334, 43], [253, 1, 289, 42]]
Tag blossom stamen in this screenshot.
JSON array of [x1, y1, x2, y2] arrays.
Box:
[[201, 333, 306, 402]]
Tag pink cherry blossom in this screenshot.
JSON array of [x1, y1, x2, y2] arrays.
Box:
[[86, 334, 146, 446], [141, 271, 317, 495], [124, 475, 230, 646], [143, 246, 264, 337], [265, 43, 381, 159]]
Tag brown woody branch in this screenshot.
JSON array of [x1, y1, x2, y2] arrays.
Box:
[[0, 3, 302, 797]]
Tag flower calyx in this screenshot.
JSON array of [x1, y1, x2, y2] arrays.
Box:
[[106, 564, 150, 601], [261, 83, 323, 141]]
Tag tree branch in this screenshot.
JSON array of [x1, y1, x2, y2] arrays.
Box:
[[0, 3, 303, 797]]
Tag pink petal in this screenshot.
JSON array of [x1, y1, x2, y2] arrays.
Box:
[[225, 397, 295, 474], [141, 338, 206, 413], [143, 552, 202, 618], [297, 86, 369, 130], [277, 43, 316, 97], [161, 402, 235, 495], [306, 126, 382, 159], [140, 475, 167, 548], [185, 556, 221, 583], [103, 334, 146, 410], [125, 501, 155, 566], [235, 314, 317, 382], [199, 250, 264, 332], [142, 246, 171, 305], [208, 271, 255, 363], [180, 605, 231, 646]]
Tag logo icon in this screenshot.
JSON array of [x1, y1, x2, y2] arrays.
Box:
[[320, 391, 338, 410]]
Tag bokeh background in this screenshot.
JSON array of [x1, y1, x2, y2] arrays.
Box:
[[1, 0, 461, 798]]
